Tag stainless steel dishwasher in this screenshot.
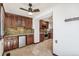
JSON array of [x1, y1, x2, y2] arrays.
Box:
[[19, 36, 26, 48]]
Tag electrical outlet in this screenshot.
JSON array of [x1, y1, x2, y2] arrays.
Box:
[[55, 40, 58, 43]]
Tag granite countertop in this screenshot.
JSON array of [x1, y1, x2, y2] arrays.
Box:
[[4, 33, 34, 37]]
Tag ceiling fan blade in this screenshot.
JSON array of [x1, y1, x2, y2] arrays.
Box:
[[33, 9, 40, 12], [20, 8, 28, 11]]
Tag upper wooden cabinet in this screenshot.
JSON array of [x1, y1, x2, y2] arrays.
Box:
[[16, 15, 22, 27], [5, 13, 32, 29], [40, 20, 49, 29], [5, 13, 15, 28]]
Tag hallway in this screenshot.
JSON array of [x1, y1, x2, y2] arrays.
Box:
[[4, 39, 53, 56]]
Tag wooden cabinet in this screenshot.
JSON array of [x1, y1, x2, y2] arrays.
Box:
[[4, 36, 19, 52], [40, 34, 45, 42], [5, 13, 32, 28], [48, 33, 51, 39], [40, 20, 49, 29], [5, 13, 15, 28], [22, 17, 26, 27], [26, 34, 34, 45], [5, 14, 11, 28], [40, 20, 49, 42], [28, 19, 32, 28], [25, 18, 32, 28], [4, 13, 34, 52], [16, 15, 22, 27]]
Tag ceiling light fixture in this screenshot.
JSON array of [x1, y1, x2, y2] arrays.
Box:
[[28, 12, 33, 16]]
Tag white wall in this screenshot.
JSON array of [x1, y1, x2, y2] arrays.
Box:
[[53, 3, 79, 56]]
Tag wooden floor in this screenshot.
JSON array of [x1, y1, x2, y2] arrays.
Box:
[[4, 39, 53, 56]]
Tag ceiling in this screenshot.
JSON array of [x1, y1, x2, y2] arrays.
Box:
[[3, 3, 56, 18]]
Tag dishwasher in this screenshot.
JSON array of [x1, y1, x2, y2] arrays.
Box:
[[19, 36, 26, 48]]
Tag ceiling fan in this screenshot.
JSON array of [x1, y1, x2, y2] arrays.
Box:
[[20, 3, 40, 15]]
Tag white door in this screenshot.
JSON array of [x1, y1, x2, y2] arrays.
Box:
[[19, 36, 26, 48]]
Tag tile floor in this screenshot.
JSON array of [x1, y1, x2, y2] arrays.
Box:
[[4, 39, 53, 56]]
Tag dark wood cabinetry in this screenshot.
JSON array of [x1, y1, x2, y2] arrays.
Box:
[[26, 34, 34, 45], [40, 20, 49, 29], [4, 13, 33, 52], [28, 19, 32, 28], [5, 13, 32, 28], [4, 36, 19, 52], [25, 18, 32, 28], [40, 34, 45, 42], [40, 20, 49, 42], [4, 34, 34, 52], [5, 14, 16, 28], [48, 33, 51, 39]]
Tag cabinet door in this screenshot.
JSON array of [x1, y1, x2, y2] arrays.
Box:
[[25, 19, 29, 28], [22, 17, 26, 27], [5, 15, 12, 28], [4, 36, 18, 52], [4, 37, 11, 51], [4, 38, 8, 51], [46, 22, 49, 29], [12, 15, 16, 27], [40, 34, 45, 42], [16, 16, 22, 27], [12, 37, 18, 49], [27, 35, 34, 45], [5, 14, 15, 28], [25, 18, 32, 28], [28, 19, 32, 28]]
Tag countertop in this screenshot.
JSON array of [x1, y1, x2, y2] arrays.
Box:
[[4, 33, 34, 37]]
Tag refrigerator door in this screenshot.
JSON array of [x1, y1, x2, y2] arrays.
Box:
[[19, 36, 26, 48]]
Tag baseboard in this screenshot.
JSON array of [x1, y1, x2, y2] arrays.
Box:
[[33, 42, 40, 44], [53, 53, 58, 56]]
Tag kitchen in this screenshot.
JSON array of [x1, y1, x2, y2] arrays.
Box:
[[0, 3, 53, 56]]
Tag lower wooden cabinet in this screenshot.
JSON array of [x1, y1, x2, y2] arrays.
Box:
[[40, 34, 45, 42], [48, 33, 53, 39], [48, 33, 51, 39], [4, 34, 34, 52], [26, 35, 34, 45], [4, 36, 19, 52]]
